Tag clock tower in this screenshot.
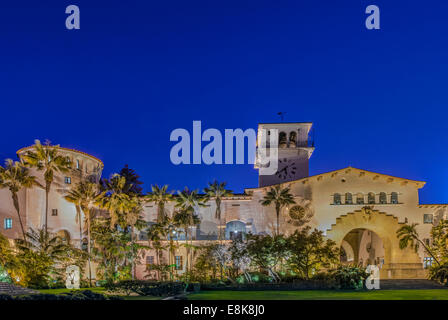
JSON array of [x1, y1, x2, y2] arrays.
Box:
[[255, 122, 315, 187]]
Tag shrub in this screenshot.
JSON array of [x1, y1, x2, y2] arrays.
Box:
[[105, 280, 185, 296], [328, 265, 369, 290], [429, 263, 448, 286], [3, 290, 121, 301]]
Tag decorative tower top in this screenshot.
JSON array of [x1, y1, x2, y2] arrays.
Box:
[[255, 122, 315, 187]]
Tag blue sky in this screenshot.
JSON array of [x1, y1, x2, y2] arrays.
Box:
[[0, 1, 447, 203]]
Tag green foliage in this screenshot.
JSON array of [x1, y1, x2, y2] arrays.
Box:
[[105, 280, 184, 296], [429, 263, 448, 285], [328, 265, 369, 290], [286, 227, 339, 280], [260, 185, 296, 235], [431, 220, 448, 263], [0, 290, 121, 301], [12, 228, 86, 288]]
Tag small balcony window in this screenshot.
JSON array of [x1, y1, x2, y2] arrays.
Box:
[[65, 177, 71, 184], [175, 256, 183, 270], [423, 257, 434, 269], [4, 218, 12, 230], [333, 193, 342, 205], [391, 192, 399, 204], [345, 193, 353, 204], [423, 214, 433, 224], [379, 192, 387, 204], [146, 256, 155, 265], [368, 193, 375, 204], [356, 193, 364, 204]]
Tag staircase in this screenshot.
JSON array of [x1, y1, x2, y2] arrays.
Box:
[[0, 282, 39, 296], [380, 279, 446, 290]]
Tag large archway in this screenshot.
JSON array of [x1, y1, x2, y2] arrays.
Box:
[[340, 228, 385, 268], [326, 207, 426, 279]]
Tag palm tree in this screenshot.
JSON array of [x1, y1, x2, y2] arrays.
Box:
[[147, 222, 168, 280], [260, 185, 296, 236], [21, 140, 71, 232], [175, 188, 205, 272], [64, 180, 101, 286], [0, 159, 41, 240], [396, 223, 440, 266], [173, 207, 200, 276], [204, 180, 233, 241], [146, 185, 173, 223], [15, 228, 69, 260], [97, 174, 143, 280]]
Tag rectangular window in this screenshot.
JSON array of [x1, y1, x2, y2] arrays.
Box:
[[4, 218, 12, 230], [64, 177, 71, 184], [76, 160, 80, 170], [423, 257, 434, 269], [423, 214, 433, 224], [175, 256, 183, 270], [52, 209, 58, 216], [146, 256, 155, 265]]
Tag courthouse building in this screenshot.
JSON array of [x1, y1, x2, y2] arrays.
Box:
[[0, 122, 445, 279]]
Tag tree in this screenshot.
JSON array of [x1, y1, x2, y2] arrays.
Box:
[[14, 228, 78, 287], [175, 187, 206, 272], [146, 185, 173, 223], [98, 173, 144, 280], [0, 159, 41, 240], [21, 140, 71, 232], [245, 234, 287, 282], [146, 222, 168, 280], [118, 164, 144, 196], [260, 185, 296, 236], [65, 180, 102, 286], [397, 223, 440, 266], [173, 207, 200, 277], [286, 227, 339, 279], [204, 180, 233, 241], [431, 220, 448, 263]]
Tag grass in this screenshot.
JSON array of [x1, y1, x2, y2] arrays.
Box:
[[38, 287, 107, 295], [187, 289, 448, 300], [37, 287, 162, 300]]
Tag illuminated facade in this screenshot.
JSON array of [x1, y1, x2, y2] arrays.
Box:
[[0, 123, 445, 279]]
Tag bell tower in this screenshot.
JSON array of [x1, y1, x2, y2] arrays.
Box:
[[255, 122, 315, 187]]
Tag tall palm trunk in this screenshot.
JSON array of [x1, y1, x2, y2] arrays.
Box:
[[12, 192, 26, 241], [275, 203, 280, 236], [87, 210, 92, 287], [130, 227, 135, 280], [185, 228, 189, 277], [44, 183, 50, 232]]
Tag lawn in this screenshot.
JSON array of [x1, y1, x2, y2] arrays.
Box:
[[187, 289, 448, 300], [37, 287, 162, 300]]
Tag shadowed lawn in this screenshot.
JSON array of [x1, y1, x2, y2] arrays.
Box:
[[38, 287, 107, 294], [188, 289, 448, 300], [37, 287, 162, 300]]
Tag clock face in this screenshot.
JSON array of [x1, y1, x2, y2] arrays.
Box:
[[275, 158, 297, 180]]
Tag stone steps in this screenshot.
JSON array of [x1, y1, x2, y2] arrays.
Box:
[[379, 279, 446, 290], [0, 282, 39, 296]]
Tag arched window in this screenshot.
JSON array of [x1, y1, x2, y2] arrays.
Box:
[[345, 193, 353, 204], [391, 192, 398, 204], [333, 193, 341, 205], [368, 192, 375, 204], [225, 221, 246, 240], [289, 131, 297, 147], [279, 132, 287, 147], [57, 230, 71, 244], [356, 193, 364, 204], [379, 192, 387, 204]]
